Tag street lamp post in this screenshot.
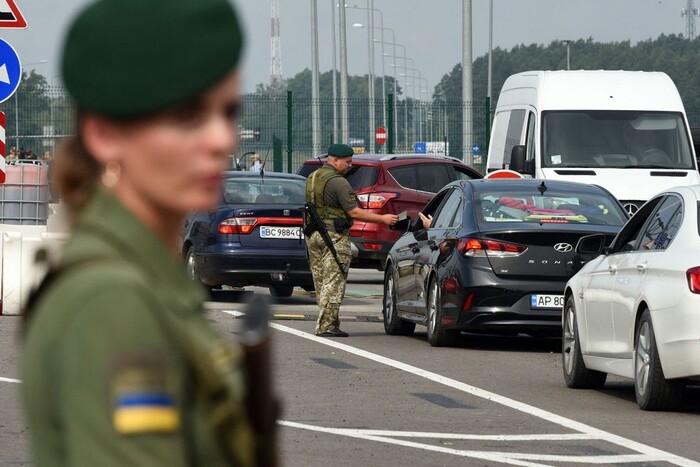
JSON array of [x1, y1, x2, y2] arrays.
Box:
[[562, 40, 571, 70], [349, 4, 389, 152]]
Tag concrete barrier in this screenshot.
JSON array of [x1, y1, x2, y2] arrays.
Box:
[[1, 231, 68, 315], [0, 201, 70, 315]]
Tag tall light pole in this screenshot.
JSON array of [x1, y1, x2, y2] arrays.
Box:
[[562, 40, 571, 70], [339, 1, 349, 142], [16, 59, 48, 150], [310, 0, 321, 154], [356, 22, 396, 143], [330, 0, 338, 144], [349, 4, 387, 152], [366, 0, 375, 152], [462, 0, 473, 164]]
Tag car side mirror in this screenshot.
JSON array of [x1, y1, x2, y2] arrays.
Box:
[[509, 145, 526, 173], [575, 234, 607, 255]]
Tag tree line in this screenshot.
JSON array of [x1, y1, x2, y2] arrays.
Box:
[[257, 34, 700, 110]]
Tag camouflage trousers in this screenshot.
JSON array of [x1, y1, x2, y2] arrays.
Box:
[[306, 231, 352, 333]]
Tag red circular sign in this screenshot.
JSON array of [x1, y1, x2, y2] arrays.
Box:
[[375, 126, 387, 145], [484, 169, 525, 179]]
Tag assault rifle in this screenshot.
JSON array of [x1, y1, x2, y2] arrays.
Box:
[[302, 202, 348, 276]]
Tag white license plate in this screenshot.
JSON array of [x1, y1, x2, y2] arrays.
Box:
[[259, 226, 302, 239], [530, 294, 564, 309]]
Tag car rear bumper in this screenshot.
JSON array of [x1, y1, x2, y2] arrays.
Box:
[[198, 251, 313, 288], [441, 270, 567, 336]]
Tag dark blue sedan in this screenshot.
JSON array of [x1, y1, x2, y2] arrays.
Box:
[[383, 179, 628, 346], [182, 171, 313, 297]]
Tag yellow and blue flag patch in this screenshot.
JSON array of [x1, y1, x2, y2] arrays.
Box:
[[113, 392, 180, 434], [111, 353, 180, 435]]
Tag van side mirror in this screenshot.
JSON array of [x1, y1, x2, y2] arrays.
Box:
[[509, 145, 526, 173], [575, 234, 607, 255]]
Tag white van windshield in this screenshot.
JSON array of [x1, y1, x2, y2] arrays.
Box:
[[542, 111, 695, 170]]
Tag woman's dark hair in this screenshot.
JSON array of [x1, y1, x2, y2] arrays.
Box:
[[52, 132, 100, 219]]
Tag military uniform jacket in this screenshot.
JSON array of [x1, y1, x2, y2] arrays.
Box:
[[21, 188, 236, 467]]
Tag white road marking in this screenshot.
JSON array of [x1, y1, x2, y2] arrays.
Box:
[[0, 376, 20, 384], [222, 310, 700, 466]]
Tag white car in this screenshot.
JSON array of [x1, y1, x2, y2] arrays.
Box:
[[562, 185, 700, 410]]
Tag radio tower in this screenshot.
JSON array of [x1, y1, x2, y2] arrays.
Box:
[[270, 0, 283, 91], [681, 0, 699, 40]]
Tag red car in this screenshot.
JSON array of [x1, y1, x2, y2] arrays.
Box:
[[297, 153, 483, 269]]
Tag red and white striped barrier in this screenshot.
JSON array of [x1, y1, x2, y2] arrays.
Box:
[[0, 112, 5, 184]]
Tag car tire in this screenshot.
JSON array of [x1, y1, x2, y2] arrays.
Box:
[[562, 296, 607, 389], [185, 246, 222, 292], [426, 278, 459, 347], [634, 309, 685, 411], [269, 285, 294, 298], [383, 266, 415, 336]]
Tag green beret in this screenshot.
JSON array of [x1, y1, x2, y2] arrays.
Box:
[[327, 144, 354, 158], [62, 0, 244, 117]]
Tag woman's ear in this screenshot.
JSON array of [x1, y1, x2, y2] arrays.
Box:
[[80, 114, 123, 166]]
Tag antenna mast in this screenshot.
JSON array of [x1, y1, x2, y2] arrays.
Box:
[[270, 0, 284, 90], [681, 0, 699, 40]]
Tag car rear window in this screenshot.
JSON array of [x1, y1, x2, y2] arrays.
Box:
[[345, 165, 379, 190], [223, 178, 306, 204], [389, 164, 452, 193], [297, 163, 320, 178], [297, 163, 379, 191], [477, 190, 627, 226]]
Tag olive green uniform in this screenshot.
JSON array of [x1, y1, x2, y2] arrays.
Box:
[[21, 189, 246, 466], [305, 164, 357, 333]]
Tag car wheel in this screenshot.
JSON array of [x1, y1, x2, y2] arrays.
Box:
[[426, 278, 459, 347], [562, 296, 607, 389], [634, 309, 685, 411], [383, 266, 415, 336], [269, 285, 294, 298], [186, 246, 219, 292]]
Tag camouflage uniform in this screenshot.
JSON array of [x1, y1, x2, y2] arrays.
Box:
[[307, 231, 352, 332], [305, 163, 357, 334]]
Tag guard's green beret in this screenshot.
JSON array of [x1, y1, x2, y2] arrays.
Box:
[[61, 0, 244, 118], [327, 144, 354, 158]]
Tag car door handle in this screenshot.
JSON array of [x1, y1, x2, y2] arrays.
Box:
[[608, 265, 617, 274], [637, 263, 647, 273]]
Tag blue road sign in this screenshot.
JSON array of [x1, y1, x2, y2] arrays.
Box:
[[414, 142, 427, 154], [0, 38, 21, 104], [472, 143, 481, 156]]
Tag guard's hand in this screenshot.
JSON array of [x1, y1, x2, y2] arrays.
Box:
[[383, 214, 399, 225]]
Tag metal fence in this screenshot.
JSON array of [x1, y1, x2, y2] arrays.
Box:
[[3, 87, 700, 176], [237, 93, 492, 173]]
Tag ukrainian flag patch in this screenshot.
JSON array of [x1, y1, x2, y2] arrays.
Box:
[[113, 392, 180, 434], [111, 353, 180, 435]]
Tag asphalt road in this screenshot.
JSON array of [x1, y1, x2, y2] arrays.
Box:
[[2, 268, 700, 466]]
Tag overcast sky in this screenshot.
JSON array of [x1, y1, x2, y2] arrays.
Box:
[[0, 0, 693, 96]]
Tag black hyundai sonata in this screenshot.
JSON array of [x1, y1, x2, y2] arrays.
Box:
[[382, 179, 628, 346]]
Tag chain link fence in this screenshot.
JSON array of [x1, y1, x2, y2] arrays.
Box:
[[3, 86, 700, 176]]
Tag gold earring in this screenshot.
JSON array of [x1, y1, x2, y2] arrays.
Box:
[[101, 161, 121, 188]]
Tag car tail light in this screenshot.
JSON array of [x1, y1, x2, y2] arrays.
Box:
[[686, 266, 700, 293], [356, 192, 398, 209], [218, 217, 302, 235], [219, 218, 257, 234], [457, 238, 527, 257], [363, 243, 383, 250]]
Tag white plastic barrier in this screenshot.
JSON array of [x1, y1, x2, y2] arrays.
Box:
[[1, 231, 68, 315]]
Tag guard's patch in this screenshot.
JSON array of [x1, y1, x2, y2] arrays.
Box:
[[111, 353, 179, 434]]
